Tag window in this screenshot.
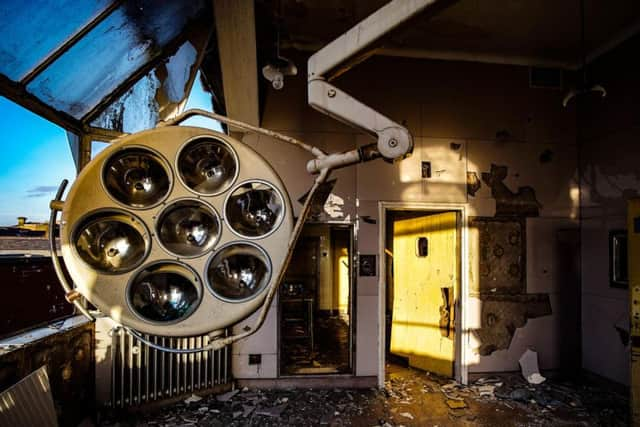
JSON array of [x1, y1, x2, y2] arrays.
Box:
[[0, 97, 76, 230], [0, 96, 77, 336]]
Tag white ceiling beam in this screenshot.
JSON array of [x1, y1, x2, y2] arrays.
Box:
[[586, 18, 640, 65], [213, 0, 260, 127]]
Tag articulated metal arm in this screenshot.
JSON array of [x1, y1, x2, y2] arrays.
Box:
[[307, 0, 443, 166]]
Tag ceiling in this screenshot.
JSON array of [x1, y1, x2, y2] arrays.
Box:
[[264, 0, 640, 68]]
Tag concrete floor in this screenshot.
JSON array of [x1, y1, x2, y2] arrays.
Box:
[[100, 363, 628, 426], [281, 314, 351, 375]]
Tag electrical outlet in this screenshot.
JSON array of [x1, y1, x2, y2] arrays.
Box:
[[248, 354, 261, 365], [421, 161, 431, 178]]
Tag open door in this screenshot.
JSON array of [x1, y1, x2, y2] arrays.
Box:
[[279, 224, 353, 376], [390, 211, 458, 377]]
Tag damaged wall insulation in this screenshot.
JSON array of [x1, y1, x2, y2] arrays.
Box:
[[469, 217, 552, 356], [470, 218, 526, 295], [228, 52, 578, 379]]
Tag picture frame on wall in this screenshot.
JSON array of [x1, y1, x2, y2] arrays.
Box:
[[609, 229, 629, 289]]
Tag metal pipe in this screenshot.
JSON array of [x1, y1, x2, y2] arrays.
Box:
[[48, 179, 94, 321], [206, 167, 330, 350], [307, 150, 361, 174], [159, 108, 325, 158], [306, 143, 381, 174]]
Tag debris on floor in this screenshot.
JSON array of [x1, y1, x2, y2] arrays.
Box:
[[216, 389, 240, 402], [446, 399, 467, 409], [99, 363, 628, 426], [183, 394, 203, 405], [519, 348, 547, 385]]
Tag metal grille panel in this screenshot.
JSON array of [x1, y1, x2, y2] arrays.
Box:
[[110, 328, 230, 408]]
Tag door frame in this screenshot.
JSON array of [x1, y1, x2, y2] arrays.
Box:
[[277, 221, 357, 378], [378, 202, 469, 386]]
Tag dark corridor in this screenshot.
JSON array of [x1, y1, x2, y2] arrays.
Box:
[[279, 224, 352, 376]]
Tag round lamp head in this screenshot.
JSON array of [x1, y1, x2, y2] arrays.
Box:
[[59, 126, 292, 336], [103, 148, 170, 208], [178, 137, 238, 195], [156, 199, 220, 257], [128, 263, 200, 323], [206, 243, 271, 301], [73, 211, 149, 274]]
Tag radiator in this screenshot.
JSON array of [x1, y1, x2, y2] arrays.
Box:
[[108, 327, 230, 408]]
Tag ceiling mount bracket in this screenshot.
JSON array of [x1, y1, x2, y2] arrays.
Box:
[[306, 0, 444, 163]]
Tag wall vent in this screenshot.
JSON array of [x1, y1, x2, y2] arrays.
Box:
[[529, 67, 563, 89]]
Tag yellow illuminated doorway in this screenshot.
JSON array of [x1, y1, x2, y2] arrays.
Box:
[[390, 211, 459, 377]]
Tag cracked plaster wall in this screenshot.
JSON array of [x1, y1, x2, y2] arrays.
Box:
[[234, 53, 578, 379]]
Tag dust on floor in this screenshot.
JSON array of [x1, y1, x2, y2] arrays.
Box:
[[99, 363, 628, 426]]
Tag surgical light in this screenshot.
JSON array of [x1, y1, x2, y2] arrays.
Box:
[[52, 124, 292, 338], [49, 107, 412, 352]]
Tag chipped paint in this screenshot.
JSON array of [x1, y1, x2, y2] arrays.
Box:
[[472, 294, 552, 356], [482, 164, 541, 217], [467, 172, 482, 196], [324, 193, 345, 218]]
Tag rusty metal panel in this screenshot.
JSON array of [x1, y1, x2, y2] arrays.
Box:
[[0, 365, 57, 427]]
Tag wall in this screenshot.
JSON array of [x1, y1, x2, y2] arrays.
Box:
[[579, 35, 640, 386], [233, 53, 579, 380]]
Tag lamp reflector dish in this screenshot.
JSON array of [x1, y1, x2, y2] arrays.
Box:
[[103, 148, 170, 208], [129, 263, 200, 323], [73, 211, 149, 273], [207, 243, 271, 301], [178, 137, 237, 195], [225, 181, 284, 238], [157, 200, 221, 257]]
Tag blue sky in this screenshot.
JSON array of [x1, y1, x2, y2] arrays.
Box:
[[0, 73, 219, 226]]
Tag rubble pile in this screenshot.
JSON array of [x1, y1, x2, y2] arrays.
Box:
[[100, 365, 628, 427]]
